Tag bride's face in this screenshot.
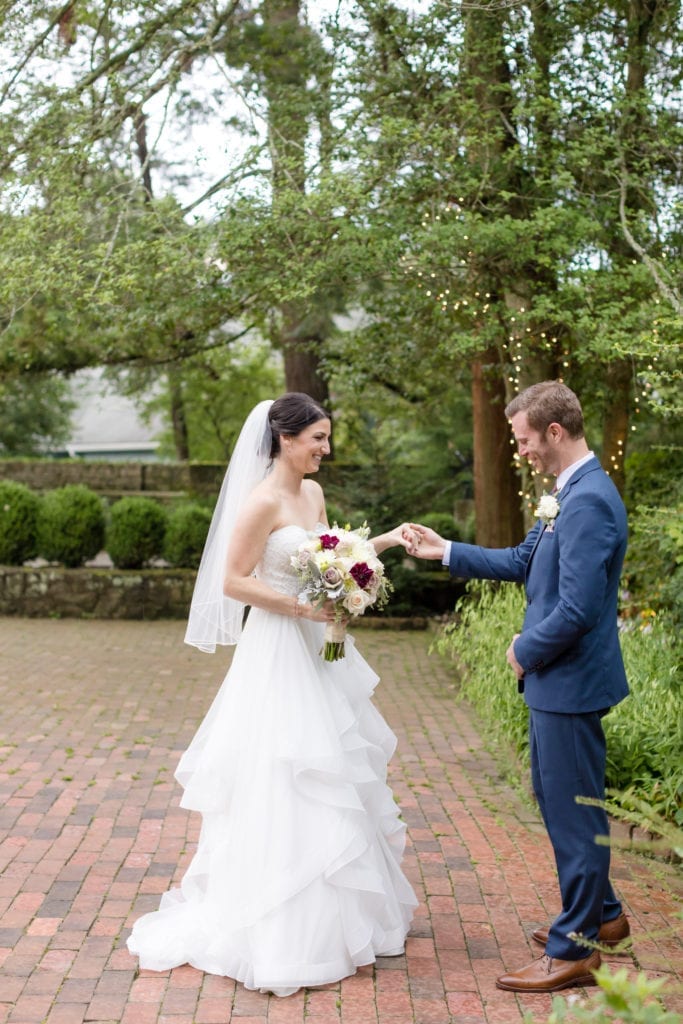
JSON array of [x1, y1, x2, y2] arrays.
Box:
[[286, 418, 332, 473]]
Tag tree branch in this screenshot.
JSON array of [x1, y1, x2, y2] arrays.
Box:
[[74, 0, 207, 93], [618, 166, 682, 316], [0, 1, 74, 105]]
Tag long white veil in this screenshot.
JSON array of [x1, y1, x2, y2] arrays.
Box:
[[184, 400, 273, 652]]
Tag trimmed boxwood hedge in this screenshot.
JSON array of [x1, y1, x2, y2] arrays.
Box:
[[164, 503, 212, 568], [0, 480, 41, 565], [106, 496, 167, 570], [37, 485, 106, 568]]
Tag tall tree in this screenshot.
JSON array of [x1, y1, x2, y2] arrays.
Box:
[[320, 0, 681, 531], [0, 0, 680, 525], [0, 374, 75, 456], [222, 0, 334, 404], [600, 0, 671, 494]]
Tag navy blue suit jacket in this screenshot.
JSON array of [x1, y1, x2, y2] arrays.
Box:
[[448, 457, 629, 714]]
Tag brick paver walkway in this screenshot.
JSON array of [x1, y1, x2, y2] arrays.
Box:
[[1, 618, 681, 1024]]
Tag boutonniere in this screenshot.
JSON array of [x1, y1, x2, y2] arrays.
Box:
[[534, 492, 560, 532]]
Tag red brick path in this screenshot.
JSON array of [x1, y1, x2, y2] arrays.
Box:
[[1, 619, 681, 1024]]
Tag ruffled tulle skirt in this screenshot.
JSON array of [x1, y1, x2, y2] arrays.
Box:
[[126, 609, 417, 996]]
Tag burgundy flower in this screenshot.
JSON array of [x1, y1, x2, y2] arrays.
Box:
[[319, 534, 340, 550], [350, 561, 374, 590]]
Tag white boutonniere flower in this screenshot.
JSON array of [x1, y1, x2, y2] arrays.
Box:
[[535, 492, 560, 532]]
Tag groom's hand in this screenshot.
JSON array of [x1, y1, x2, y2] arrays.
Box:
[[405, 524, 446, 560], [506, 634, 524, 679]]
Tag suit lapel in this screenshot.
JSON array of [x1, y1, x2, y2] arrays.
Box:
[[525, 457, 602, 577], [527, 521, 545, 568]]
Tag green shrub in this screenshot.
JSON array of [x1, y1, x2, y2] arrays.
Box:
[[527, 965, 681, 1024], [106, 497, 167, 570], [324, 503, 347, 529], [433, 582, 683, 822], [37, 485, 105, 568], [433, 581, 529, 757], [622, 502, 683, 631], [0, 480, 40, 564], [381, 551, 466, 615], [624, 446, 683, 511], [164, 503, 212, 568], [605, 622, 683, 824], [419, 511, 464, 541]]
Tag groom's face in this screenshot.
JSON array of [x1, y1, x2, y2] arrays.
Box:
[[510, 412, 559, 476]]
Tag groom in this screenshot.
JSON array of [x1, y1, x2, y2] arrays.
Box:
[[409, 381, 630, 992]]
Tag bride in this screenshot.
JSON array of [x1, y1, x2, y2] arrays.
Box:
[[126, 392, 417, 996]]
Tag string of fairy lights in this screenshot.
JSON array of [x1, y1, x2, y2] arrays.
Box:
[[402, 206, 658, 513]]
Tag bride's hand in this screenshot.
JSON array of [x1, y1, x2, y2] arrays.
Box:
[[407, 523, 446, 560], [300, 598, 338, 623]]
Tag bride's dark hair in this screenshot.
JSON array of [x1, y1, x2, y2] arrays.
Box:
[[268, 392, 329, 458]]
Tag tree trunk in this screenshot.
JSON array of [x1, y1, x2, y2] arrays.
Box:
[[281, 321, 329, 404], [262, 0, 330, 406], [461, 4, 543, 541], [134, 109, 153, 202], [131, 104, 191, 460], [600, 0, 658, 494], [472, 354, 524, 546], [601, 361, 631, 495], [168, 368, 190, 461]]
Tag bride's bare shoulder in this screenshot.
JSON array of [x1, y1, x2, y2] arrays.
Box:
[[237, 481, 280, 528], [302, 478, 326, 523], [302, 478, 324, 498]]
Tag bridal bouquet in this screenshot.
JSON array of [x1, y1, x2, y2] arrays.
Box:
[[291, 523, 392, 661]]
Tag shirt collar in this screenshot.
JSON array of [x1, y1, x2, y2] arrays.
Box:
[[556, 451, 595, 493]]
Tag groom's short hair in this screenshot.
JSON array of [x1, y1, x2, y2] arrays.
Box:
[[505, 381, 585, 439]]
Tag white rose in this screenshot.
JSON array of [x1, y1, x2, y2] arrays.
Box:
[[344, 589, 373, 615], [534, 493, 560, 521], [291, 549, 313, 571]]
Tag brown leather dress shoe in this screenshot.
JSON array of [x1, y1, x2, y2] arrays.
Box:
[[496, 950, 601, 992], [531, 912, 630, 949]]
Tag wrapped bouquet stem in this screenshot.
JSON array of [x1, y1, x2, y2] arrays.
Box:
[[322, 618, 348, 662], [291, 523, 392, 661]]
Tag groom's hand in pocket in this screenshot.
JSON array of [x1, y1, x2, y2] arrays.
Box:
[[506, 634, 524, 679]]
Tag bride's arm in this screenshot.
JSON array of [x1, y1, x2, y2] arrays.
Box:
[[223, 496, 331, 622], [371, 523, 415, 555]]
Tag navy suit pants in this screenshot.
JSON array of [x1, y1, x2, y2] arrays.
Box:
[[529, 708, 622, 960]]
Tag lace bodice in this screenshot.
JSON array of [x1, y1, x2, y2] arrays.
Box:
[[255, 525, 309, 596]]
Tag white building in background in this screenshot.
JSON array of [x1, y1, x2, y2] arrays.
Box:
[[60, 368, 165, 461]]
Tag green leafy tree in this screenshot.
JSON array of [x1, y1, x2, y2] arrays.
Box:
[[0, 374, 75, 455], [126, 339, 284, 462], [320, 1, 682, 536], [0, 1, 680, 545]]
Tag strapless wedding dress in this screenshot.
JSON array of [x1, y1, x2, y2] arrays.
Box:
[[126, 525, 416, 996]]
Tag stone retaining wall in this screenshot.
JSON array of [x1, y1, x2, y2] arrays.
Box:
[[0, 459, 374, 496], [0, 461, 474, 520], [0, 459, 225, 496], [0, 566, 430, 626], [0, 566, 196, 619]]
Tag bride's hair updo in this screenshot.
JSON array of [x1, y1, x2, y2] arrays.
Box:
[[268, 392, 330, 458]]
